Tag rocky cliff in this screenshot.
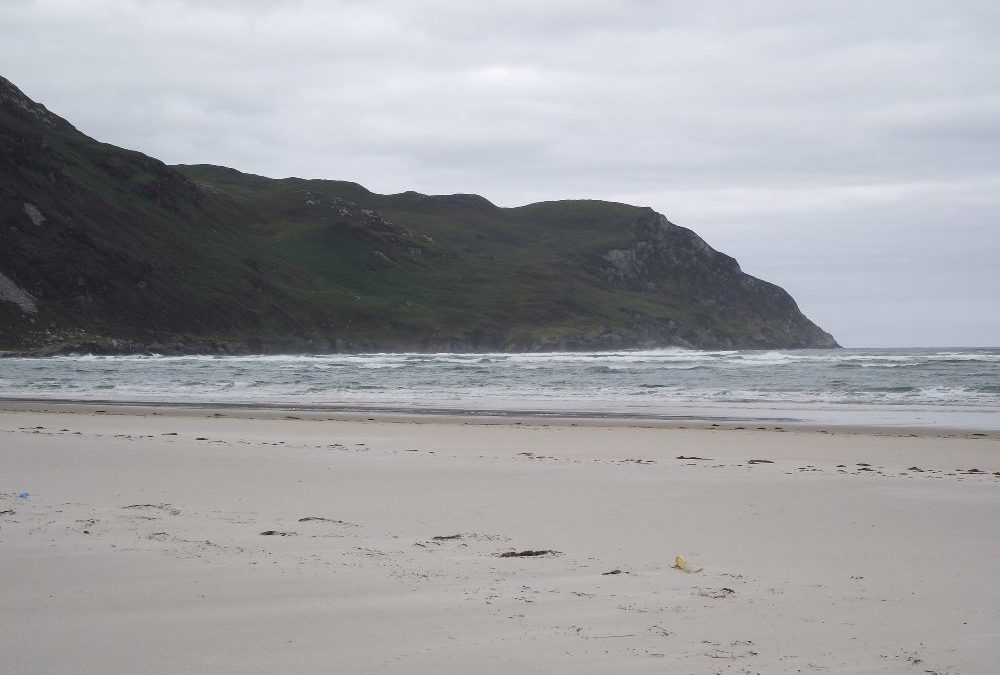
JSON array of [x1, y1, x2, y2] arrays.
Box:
[[0, 75, 837, 354]]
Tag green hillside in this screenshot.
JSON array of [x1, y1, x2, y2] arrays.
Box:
[[0, 75, 837, 354]]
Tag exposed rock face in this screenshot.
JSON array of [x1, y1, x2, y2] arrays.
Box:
[[593, 212, 837, 349], [0, 74, 838, 354], [22, 203, 45, 226], [601, 212, 741, 293], [0, 271, 38, 314]]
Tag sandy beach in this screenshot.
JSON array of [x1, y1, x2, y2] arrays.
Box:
[[2, 402, 998, 674]]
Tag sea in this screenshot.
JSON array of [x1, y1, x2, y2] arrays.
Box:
[[1, 348, 998, 430]]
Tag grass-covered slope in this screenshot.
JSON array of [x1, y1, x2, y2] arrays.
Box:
[[0, 75, 837, 353]]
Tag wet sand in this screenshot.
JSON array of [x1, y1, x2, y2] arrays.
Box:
[[2, 402, 998, 674]]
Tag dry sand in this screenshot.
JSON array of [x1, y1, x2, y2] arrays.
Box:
[[2, 403, 998, 674]]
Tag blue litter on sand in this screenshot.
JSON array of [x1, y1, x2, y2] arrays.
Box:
[[17, 492, 30, 499]]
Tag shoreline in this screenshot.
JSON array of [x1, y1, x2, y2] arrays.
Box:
[[4, 346, 998, 434], [1, 397, 998, 439]]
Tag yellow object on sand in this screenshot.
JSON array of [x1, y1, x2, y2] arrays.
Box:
[[674, 555, 703, 573]]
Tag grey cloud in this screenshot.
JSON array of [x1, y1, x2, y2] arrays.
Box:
[[1, 0, 998, 345]]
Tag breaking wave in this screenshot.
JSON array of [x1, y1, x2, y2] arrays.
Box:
[[2, 348, 998, 427]]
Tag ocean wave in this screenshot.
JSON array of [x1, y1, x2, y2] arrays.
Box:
[[4, 348, 999, 412]]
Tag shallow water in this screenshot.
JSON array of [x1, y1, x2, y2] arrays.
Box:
[[1, 348, 998, 429]]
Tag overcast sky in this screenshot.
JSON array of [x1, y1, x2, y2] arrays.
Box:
[[3, 0, 998, 347]]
